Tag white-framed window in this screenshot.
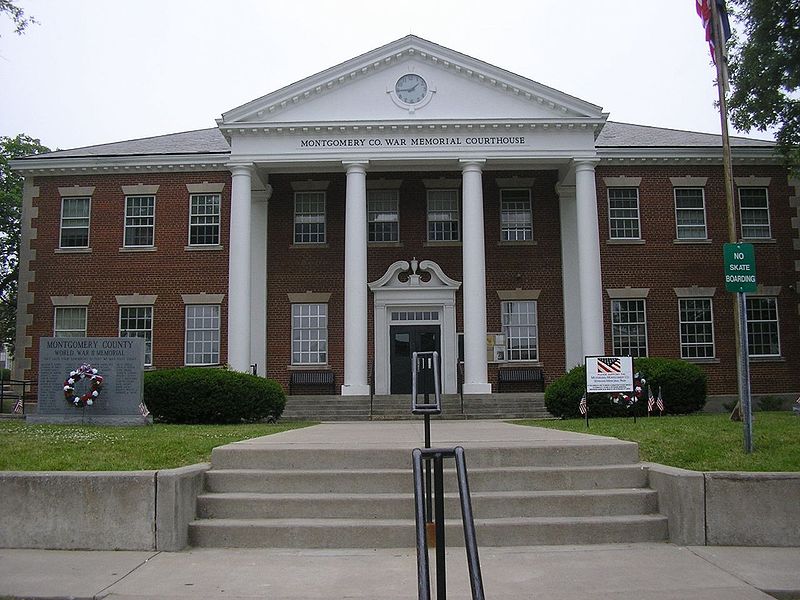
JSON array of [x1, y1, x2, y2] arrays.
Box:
[[608, 188, 640, 239], [367, 189, 399, 242], [54, 306, 87, 337], [674, 188, 707, 239], [189, 193, 221, 246], [120, 306, 153, 366], [294, 191, 326, 244], [739, 187, 771, 239], [60, 197, 91, 248], [679, 298, 715, 358], [501, 300, 538, 361], [746, 297, 780, 357], [611, 299, 648, 357], [427, 189, 459, 241], [185, 305, 220, 365], [291, 303, 328, 365], [124, 195, 155, 247], [500, 189, 532, 241]]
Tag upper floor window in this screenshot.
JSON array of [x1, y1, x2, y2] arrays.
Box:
[[54, 306, 87, 337], [608, 188, 640, 239], [674, 188, 707, 239], [500, 189, 532, 241], [294, 191, 326, 244], [501, 300, 538, 361], [124, 195, 155, 247], [189, 193, 221, 246], [60, 197, 91, 248], [746, 297, 780, 357], [739, 188, 771, 239], [679, 298, 715, 358], [291, 303, 328, 365], [185, 304, 220, 365], [611, 299, 647, 357], [120, 306, 153, 366], [427, 189, 459, 242], [367, 190, 399, 242]]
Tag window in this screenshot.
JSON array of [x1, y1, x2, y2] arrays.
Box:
[[611, 299, 647, 357], [189, 194, 221, 246], [608, 188, 640, 239], [367, 190, 399, 242], [746, 297, 780, 357], [54, 306, 87, 337], [500, 189, 532, 241], [674, 188, 707, 239], [60, 197, 91, 248], [120, 306, 153, 366], [679, 298, 715, 358], [501, 300, 538, 361], [739, 188, 771, 239], [185, 305, 220, 365], [294, 191, 326, 244], [124, 195, 155, 247], [427, 190, 459, 241], [291, 303, 328, 364]]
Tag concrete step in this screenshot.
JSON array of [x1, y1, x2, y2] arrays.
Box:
[[188, 514, 668, 548], [209, 443, 640, 470], [204, 464, 650, 494], [197, 488, 659, 520]]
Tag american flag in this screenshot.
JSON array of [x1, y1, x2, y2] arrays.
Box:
[[12, 397, 23, 414], [578, 394, 587, 416], [647, 387, 656, 414], [696, 0, 732, 63], [656, 387, 665, 414], [596, 358, 621, 374], [138, 402, 150, 418]]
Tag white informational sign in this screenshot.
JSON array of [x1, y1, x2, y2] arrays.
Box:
[[585, 356, 634, 393]]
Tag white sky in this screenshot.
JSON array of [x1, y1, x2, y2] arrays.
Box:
[[0, 0, 773, 152]]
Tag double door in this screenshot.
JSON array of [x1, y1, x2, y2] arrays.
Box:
[[389, 325, 440, 395]]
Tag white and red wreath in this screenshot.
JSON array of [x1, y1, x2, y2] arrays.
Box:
[[63, 363, 104, 408]]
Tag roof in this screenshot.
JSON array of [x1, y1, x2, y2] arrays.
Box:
[[596, 121, 774, 148]]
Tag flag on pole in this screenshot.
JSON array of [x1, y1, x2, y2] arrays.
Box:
[[647, 387, 656, 414], [656, 387, 665, 414], [138, 402, 150, 418], [578, 394, 587, 416], [696, 0, 732, 63], [12, 397, 23, 414]]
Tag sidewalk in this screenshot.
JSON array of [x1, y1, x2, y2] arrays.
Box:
[[1, 543, 798, 599]]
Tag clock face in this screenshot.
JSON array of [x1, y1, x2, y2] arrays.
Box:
[[395, 74, 428, 105]]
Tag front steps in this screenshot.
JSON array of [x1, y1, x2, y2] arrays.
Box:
[[189, 439, 668, 548], [281, 393, 552, 421]]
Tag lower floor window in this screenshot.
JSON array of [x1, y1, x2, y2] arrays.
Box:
[[746, 297, 780, 357], [54, 306, 87, 337], [611, 299, 647, 357], [292, 303, 328, 364], [679, 298, 714, 358], [185, 305, 220, 365], [120, 306, 153, 366], [501, 300, 538, 361]]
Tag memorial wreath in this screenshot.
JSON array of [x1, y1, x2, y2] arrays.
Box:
[[63, 363, 104, 407]]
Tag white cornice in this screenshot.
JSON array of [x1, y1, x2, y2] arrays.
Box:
[[10, 153, 230, 175], [597, 146, 781, 165]]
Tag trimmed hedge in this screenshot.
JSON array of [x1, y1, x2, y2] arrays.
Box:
[[545, 357, 707, 419], [0, 368, 10, 381], [143, 368, 286, 424]]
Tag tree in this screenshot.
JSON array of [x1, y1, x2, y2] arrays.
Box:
[[0, 135, 50, 355], [0, 0, 36, 35], [727, 0, 800, 172]]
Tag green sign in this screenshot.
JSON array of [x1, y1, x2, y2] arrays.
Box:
[[724, 243, 756, 293]]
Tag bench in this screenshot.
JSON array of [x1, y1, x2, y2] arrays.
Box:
[[497, 366, 544, 393], [289, 370, 336, 395]]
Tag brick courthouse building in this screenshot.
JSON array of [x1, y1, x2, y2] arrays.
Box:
[[11, 37, 800, 399]]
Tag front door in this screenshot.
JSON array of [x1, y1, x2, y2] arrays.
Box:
[[389, 325, 440, 394]]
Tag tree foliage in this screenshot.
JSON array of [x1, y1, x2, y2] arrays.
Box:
[[0, 135, 50, 354], [727, 0, 800, 171], [0, 0, 36, 35]]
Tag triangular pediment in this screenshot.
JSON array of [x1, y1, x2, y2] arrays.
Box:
[[219, 36, 606, 128]]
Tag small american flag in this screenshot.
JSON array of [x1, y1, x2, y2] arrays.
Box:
[[647, 387, 656, 414], [138, 402, 150, 418], [656, 387, 665, 414], [578, 394, 587, 416], [12, 397, 23, 414], [596, 358, 621, 374]]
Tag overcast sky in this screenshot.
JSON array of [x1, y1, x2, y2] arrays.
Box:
[[0, 0, 772, 152]]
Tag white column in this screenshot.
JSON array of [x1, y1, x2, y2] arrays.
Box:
[[227, 163, 253, 372], [460, 159, 492, 394], [574, 159, 605, 357], [557, 184, 583, 368], [342, 161, 370, 396], [249, 184, 271, 377]]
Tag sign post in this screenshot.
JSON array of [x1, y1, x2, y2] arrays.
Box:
[[723, 243, 755, 453]]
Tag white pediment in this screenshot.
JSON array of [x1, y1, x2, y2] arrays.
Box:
[[220, 36, 606, 128], [369, 259, 461, 292]]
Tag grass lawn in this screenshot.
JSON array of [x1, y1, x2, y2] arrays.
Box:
[[513, 412, 800, 472], [0, 420, 314, 471]]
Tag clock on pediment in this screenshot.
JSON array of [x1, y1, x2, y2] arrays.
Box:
[[390, 73, 434, 110]]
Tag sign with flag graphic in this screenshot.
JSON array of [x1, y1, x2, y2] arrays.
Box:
[[585, 356, 633, 393]]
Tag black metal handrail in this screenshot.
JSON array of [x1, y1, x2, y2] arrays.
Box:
[[412, 446, 485, 600], [0, 379, 36, 415]]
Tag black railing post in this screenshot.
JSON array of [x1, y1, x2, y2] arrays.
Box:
[[455, 446, 484, 599], [412, 448, 431, 600], [433, 451, 446, 598]]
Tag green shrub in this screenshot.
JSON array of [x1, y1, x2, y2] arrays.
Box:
[[757, 396, 784, 412], [545, 357, 707, 419], [143, 368, 286, 424], [0, 368, 10, 381]]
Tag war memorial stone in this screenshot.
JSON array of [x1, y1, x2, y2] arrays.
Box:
[[31, 337, 149, 425]]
